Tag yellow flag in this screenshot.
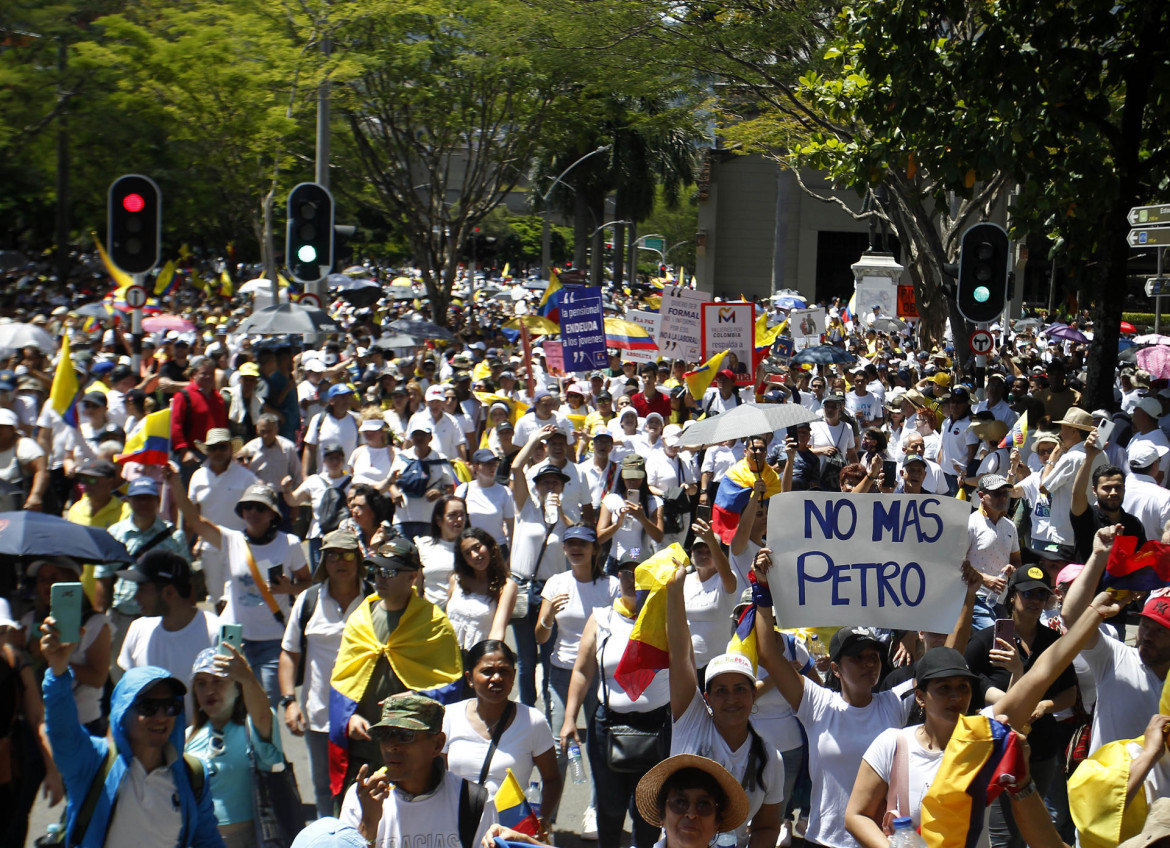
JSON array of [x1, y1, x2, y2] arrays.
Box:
[[189, 269, 207, 292], [539, 270, 561, 309], [684, 350, 729, 400], [501, 263, 510, 278], [50, 335, 81, 426], [93, 233, 133, 290], [219, 270, 234, 297], [153, 260, 175, 296]]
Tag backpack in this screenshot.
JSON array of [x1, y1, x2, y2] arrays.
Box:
[[458, 779, 488, 848], [397, 458, 432, 498], [317, 476, 351, 535]]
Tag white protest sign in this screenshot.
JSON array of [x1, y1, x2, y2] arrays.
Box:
[[700, 302, 755, 383], [789, 308, 825, 351], [543, 340, 565, 376], [625, 310, 662, 363], [766, 492, 969, 632], [657, 285, 707, 361]]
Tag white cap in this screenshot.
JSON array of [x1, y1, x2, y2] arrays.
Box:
[[1135, 397, 1163, 419], [662, 423, 683, 447], [705, 652, 756, 684], [304, 359, 326, 373], [0, 409, 18, 427], [1130, 440, 1169, 470], [425, 385, 446, 402], [360, 418, 386, 433]]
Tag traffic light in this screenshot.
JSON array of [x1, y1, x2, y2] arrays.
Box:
[[108, 174, 161, 274], [956, 222, 1009, 324], [286, 182, 334, 283]]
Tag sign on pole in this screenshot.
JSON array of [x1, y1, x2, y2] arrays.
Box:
[[766, 492, 970, 631], [896, 284, 919, 318], [124, 285, 148, 309], [543, 340, 566, 376], [1128, 228, 1170, 248], [1128, 205, 1170, 227], [969, 329, 994, 356], [1145, 277, 1170, 297], [657, 284, 707, 361], [624, 310, 662, 363], [700, 301, 755, 384], [789, 308, 825, 351], [558, 286, 607, 372]]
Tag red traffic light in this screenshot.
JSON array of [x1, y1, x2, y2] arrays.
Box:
[[122, 193, 145, 213]]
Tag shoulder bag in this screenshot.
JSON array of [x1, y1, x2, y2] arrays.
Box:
[[598, 634, 669, 773]]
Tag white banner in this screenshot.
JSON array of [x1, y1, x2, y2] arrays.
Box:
[[701, 302, 755, 384], [766, 492, 969, 632], [657, 285, 707, 361], [625, 310, 662, 363]]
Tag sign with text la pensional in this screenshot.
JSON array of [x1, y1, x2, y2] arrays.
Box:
[[766, 492, 969, 632]]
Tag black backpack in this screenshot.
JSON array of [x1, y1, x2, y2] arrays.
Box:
[[318, 476, 352, 535]]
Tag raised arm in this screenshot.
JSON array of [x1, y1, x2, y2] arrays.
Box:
[[666, 561, 699, 721], [511, 425, 553, 510], [945, 562, 984, 653], [751, 549, 806, 712], [1069, 430, 1101, 518], [164, 462, 222, 548], [695, 518, 736, 594], [731, 479, 766, 556], [1061, 524, 1122, 649]]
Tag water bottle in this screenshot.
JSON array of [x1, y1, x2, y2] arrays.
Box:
[[567, 741, 587, 784], [888, 816, 927, 848], [526, 780, 542, 820], [34, 823, 63, 847], [544, 492, 560, 526], [715, 831, 737, 848]]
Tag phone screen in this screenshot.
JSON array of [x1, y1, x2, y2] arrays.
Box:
[[50, 582, 83, 644], [994, 618, 1016, 646], [881, 460, 897, 487], [267, 565, 283, 584]]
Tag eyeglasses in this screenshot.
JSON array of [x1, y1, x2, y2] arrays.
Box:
[[666, 796, 719, 817], [134, 697, 183, 718], [375, 566, 417, 580], [207, 443, 232, 452], [325, 550, 358, 562], [374, 727, 433, 744], [77, 476, 99, 485], [240, 503, 269, 513], [1019, 588, 1050, 600]]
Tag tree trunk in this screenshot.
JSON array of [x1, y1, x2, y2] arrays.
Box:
[[573, 193, 590, 271], [613, 223, 626, 289]]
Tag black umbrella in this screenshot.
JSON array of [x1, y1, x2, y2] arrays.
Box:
[[388, 318, 456, 342], [373, 332, 421, 350], [792, 344, 858, 365], [0, 512, 131, 562], [236, 303, 341, 335], [338, 287, 382, 308]]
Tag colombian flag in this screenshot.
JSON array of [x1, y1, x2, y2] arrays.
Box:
[[920, 715, 1028, 848], [614, 544, 688, 700], [711, 459, 783, 544], [495, 769, 540, 836], [727, 604, 759, 674], [683, 350, 728, 400], [328, 593, 462, 795], [116, 409, 171, 465], [841, 291, 857, 326], [999, 410, 1028, 449], [50, 336, 82, 428], [153, 261, 177, 297], [1103, 535, 1170, 592], [537, 271, 564, 324], [603, 317, 658, 352]]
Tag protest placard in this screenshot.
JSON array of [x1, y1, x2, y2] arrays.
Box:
[[543, 340, 565, 375], [789, 308, 825, 351], [765, 492, 970, 632], [657, 285, 707, 361], [700, 302, 755, 384], [558, 286, 607, 372], [625, 310, 662, 363]]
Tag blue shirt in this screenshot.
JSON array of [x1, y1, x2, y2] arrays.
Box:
[[186, 713, 283, 825]]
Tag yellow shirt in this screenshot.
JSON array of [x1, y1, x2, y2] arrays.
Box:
[[66, 495, 128, 600]]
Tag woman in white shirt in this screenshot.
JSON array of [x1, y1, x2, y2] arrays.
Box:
[[281, 441, 353, 570], [443, 641, 562, 839], [414, 495, 467, 608], [679, 520, 738, 673], [349, 413, 395, 487], [455, 448, 515, 551], [446, 528, 517, 651], [844, 648, 977, 842], [597, 454, 664, 569]]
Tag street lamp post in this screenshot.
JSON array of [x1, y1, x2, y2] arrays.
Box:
[[540, 145, 611, 279]]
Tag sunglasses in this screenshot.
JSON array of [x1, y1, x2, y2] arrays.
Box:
[[374, 727, 432, 744], [325, 550, 358, 562], [134, 697, 183, 718], [240, 503, 270, 513], [375, 566, 418, 580], [77, 476, 101, 485], [1018, 587, 1050, 600], [666, 796, 719, 817]]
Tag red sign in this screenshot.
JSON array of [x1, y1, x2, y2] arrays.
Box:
[[969, 329, 994, 356], [896, 285, 918, 318]]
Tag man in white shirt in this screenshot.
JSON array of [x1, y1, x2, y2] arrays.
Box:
[[304, 384, 361, 476], [407, 385, 468, 462], [697, 369, 744, 418], [577, 431, 617, 517], [298, 358, 328, 422], [188, 428, 257, 602], [966, 474, 1022, 630], [974, 373, 1018, 427], [1040, 408, 1108, 549], [524, 427, 591, 526], [341, 693, 497, 848], [387, 421, 457, 540], [1129, 397, 1170, 481], [514, 389, 571, 446], [846, 368, 883, 427], [1123, 441, 1170, 542]]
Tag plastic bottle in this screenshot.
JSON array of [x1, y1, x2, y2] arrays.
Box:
[[715, 831, 737, 848], [888, 816, 927, 848], [526, 780, 542, 820], [35, 824, 63, 847], [544, 493, 559, 526], [567, 741, 587, 784]]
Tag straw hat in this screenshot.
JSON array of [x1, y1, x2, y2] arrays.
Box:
[[635, 754, 750, 832]]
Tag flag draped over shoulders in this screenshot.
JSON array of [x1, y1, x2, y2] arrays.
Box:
[[328, 593, 462, 795]]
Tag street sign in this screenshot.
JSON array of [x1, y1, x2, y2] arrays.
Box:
[[969, 329, 994, 356], [896, 284, 919, 318], [558, 286, 607, 371], [642, 237, 665, 253], [1146, 277, 1170, 297], [124, 285, 148, 309], [298, 292, 321, 308], [1128, 205, 1170, 226], [1127, 228, 1170, 248]]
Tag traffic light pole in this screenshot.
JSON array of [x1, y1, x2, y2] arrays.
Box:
[[131, 273, 145, 374]]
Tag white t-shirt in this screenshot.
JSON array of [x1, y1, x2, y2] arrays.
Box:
[[863, 726, 945, 828], [281, 581, 365, 731], [1081, 630, 1165, 754], [407, 410, 467, 460], [684, 570, 738, 669], [671, 688, 785, 846], [35, 404, 82, 470], [302, 472, 352, 539], [601, 491, 663, 563], [118, 609, 219, 715], [305, 410, 360, 457], [218, 527, 308, 642], [339, 769, 498, 848], [541, 571, 620, 669], [846, 391, 882, 425], [701, 444, 744, 480], [753, 634, 814, 753], [388, 449, 457, 524], [510, 500, 565, 583], [966, 509, 1019, 580], [350, 443, 395, 486], [594, 606, 670, 712], [442, 699, 556, 794], [525, 462, 589, 525], [190, 461, 258, 602], [455, 480, 515, 546], [795, 677, 915, 848], [416, 536, 456, 607], [446, 582, 496, 650], [810, 420, 855, 471]]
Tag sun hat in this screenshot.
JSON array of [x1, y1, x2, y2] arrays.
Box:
[[635, 754, 750, 832]]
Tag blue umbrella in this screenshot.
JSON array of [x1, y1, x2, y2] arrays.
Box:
[[791, 344, 858, 365], [0, 511, 131, 562], [771, 294, 807, 310]]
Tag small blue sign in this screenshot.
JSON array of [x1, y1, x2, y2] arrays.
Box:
[[558, 286, 608, 372]]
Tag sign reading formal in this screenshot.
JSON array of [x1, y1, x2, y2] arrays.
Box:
[[701, 302, 755, 384], [558, 286, 607, 371], [657, 284, 707, 361], [766, 492, 969, 631]]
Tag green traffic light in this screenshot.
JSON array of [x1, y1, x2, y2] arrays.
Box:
[[973, 285, 990, 303], [297, 245, 317, 263]]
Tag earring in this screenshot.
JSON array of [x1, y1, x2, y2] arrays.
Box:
[[751, 703, 759, 715]]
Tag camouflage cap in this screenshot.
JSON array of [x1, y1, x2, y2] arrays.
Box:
[[370, 692, 443, 735], [320, 528, 360, 551]]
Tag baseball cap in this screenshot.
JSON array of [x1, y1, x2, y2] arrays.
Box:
[[116, 550, 192, 587], [915, 647, 978, 685], [370, 692, 444, 736], [126, 477, 161, 498], [304, 359, 326, 373], [359, 418, 386, 433], [1139, 596, 1170, 630], [828, 626, 884, 662], [1007, 564, 1054, 595], [234, 483, 280, 517], [662, 423, 683, 448], [326, 383, 355, 400], [81, 391, 107, 407], [409, 419, 433, 435], [290, 818, 368, 848], [949, 386, 971, 403], [977, 474, 1012, 492], [532, 462, 570, 483], [364, 537, 421, 573], [237, 363, 261, 378], [1135, 397, 1163, 420], [563, 525, 598, 544], [717, 368, 736, 381], [0, 409, 19, 427], [496, 421, 514, 433], [425, 385, 446, 402], [77, 458, 117, 478], [705, 652, 757, 684], [192, 647, 228, 678], [321, 529, 360, 551], [902, 454, 927, 467], [321, 441, 345, 457], [1130, 441, 1169, 469], [1054, 563, 1085, 587], [471, 448, 498, 463]]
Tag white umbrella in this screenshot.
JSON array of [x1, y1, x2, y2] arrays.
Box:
[[0, 322, 55, 353], [327, 274, 378, 291], [239, 278, 279, 294], [677, 402, 819, 448]]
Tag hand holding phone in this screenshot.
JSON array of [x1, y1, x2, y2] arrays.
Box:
[[993, 618, 1016, 646], [218, 623, 243, 657], [50, 582, 83, 645]]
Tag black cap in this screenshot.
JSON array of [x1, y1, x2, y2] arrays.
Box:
[[828, 626, 884, 662], [532, 462, 570, 483], [1006, 564, 1054, 596], [364, 537, 421, 572], [471, 448, 497, 463], [77, 458, 117, 478], [915, 647, 978, 685], [116, 550, 192, 588]]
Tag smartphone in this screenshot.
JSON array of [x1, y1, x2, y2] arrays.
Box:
[[1094, 417, 1115, 448], [218, 623, 243, 656], [696, 503, 712, 522], [49, 582, 83, 644], [787, 425, 799, 441], [881, 460, 897, 487], [994, 618, 1016, 646], [267, 565, 283, 584]]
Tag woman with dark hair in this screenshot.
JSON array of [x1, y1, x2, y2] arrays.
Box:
[[635, 755, 750, 848], [415, 494, 467, 608], [340, 483, 395, 557], [442, 640, 561, 839], [186, 645, 283, 848], [597, 454, 664, 567], [858, 428, 888, 466], [447, 528, 517, 650]]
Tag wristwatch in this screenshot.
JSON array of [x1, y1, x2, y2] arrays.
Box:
[[279, 694, 297, 709], [1008, 778, 1037, 802]]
